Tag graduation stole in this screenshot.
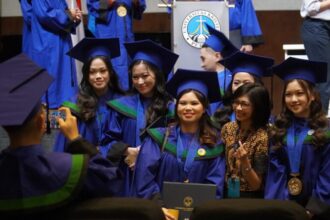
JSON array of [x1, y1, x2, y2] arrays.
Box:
[[0, 154, 86, 212], [147, 127, 224, 160]]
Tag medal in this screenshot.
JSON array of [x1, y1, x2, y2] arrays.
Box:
[[197, 148, 206, 156], [287, 175, 302, 196], [117, 5, 127, 17]]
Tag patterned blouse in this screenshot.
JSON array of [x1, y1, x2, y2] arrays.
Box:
[[221, 121, 269, 192]]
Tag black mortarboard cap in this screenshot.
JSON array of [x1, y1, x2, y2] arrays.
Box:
[[0, 54, 53, 126], [67, 38, 121, 63], [166, 69, 221, 103]]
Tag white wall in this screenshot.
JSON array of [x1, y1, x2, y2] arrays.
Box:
[[1, 0, 301, 17]]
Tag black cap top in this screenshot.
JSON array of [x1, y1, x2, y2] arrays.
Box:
[[0, 54, 53, 126]]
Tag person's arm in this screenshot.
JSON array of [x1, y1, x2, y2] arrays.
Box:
[[87, 0, 110, 22], [19, 0, 32, 25], [304, 0, 330, 16], [264, 147, 288, 200], [204, 151, 226, 198], [132, 0, 146, 20], [32, 0, 80, 33], [235, 141, 263, 190], [234, 0, 264, 48], [305, 141, 330, 217], [131, 136, 162, 199]]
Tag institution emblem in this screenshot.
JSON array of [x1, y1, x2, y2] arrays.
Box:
[[183, 196, 193, 207], [117, 5, 127, 17], [197, 148, 206, 156], [182, 10, 221, 48]]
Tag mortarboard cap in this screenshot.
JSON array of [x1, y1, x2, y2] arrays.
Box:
[[124, 40, 179, 78], [67, 38, 120, 63], [166, 69, 221, 103], [272, 57, 327, 84], [203, 23, 238, 57], [0, 54, 53, 126], [220, 51, 274, 78]]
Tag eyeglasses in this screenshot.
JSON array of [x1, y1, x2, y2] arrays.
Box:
[[232, 100, 251, 110]]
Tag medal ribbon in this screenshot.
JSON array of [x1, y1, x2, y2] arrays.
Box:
[[286, 121, 309, 174], [176, 127, 199, 175]]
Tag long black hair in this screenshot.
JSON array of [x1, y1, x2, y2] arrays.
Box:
[[271, 79, 328, 149], [232, 83, 271, 130], [77, 56, 125, 121], [129, 60, 172, 126]]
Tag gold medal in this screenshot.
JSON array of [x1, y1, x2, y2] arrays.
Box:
[[288, 176, 302, 196], [117, 5, 127, 17], [197, 148, 206, 156]]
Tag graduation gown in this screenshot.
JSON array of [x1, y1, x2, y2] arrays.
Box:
[[0, 143, 121, 214], [53, 89, 121, 152], [86, 0, 146, 90], [19, 0, 32, 56], [132, 126, 226, 199], [102, 94, 173, 196], [30, 0, 78, 108], [209, 69, 232, 115], [229, 0, 263, 46], [265, 118, 330, 216]]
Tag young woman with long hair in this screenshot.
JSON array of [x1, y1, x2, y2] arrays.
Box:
[[265, 58, 330, 219], [101, 39, 179, 196]]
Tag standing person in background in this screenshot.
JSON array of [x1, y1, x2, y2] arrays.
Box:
[[300, 0, 330, 111], [53, 38, 125, 156], [30, 0, 82, 109], [66, 0, 86, 85], [201, 23, 238, 114], [221, 83, 271, 198], [229, 0, 264, 52], [87, 0, 146, 91], [19, 0, 32, 56], [265, 58, 330, 220]]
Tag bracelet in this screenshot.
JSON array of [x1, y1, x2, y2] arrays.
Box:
[[242, 166, 252, 174]]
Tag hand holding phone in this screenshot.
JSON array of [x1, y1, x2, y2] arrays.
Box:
[[49, 110, 66, 129]]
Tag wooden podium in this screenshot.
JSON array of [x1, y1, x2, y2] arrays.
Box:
[[170, 0, 230, 70]]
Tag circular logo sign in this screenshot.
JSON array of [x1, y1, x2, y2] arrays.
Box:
[[182, 10, 221, 48]]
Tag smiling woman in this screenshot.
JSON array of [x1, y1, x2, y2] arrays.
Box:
[[101, 39, 179, 197], [221, 83, 271, 198], [53, 38, 125, 159], [265, 58, 330, 218], [132, 69, 226, 220]]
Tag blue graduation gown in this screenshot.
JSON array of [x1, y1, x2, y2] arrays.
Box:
[[132, 126, 226, 199], [209, 69, 232, 115], [0, 144, 121, 213], [87, 0, 146, 90], [265, 118, 330, 210], [19, 0, 32, 56], [30, 0, 78, 108], [53, 89, 121, 152], [102, 94, 173, 196], [229, 0, 263, 45]]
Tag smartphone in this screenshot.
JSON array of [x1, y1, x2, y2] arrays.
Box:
[[49, 110, 66, 129]]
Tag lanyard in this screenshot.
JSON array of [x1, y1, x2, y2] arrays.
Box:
[[176, 127, 199, 175], [286, 121, 309, 174], [230, 112, 236, 122]]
